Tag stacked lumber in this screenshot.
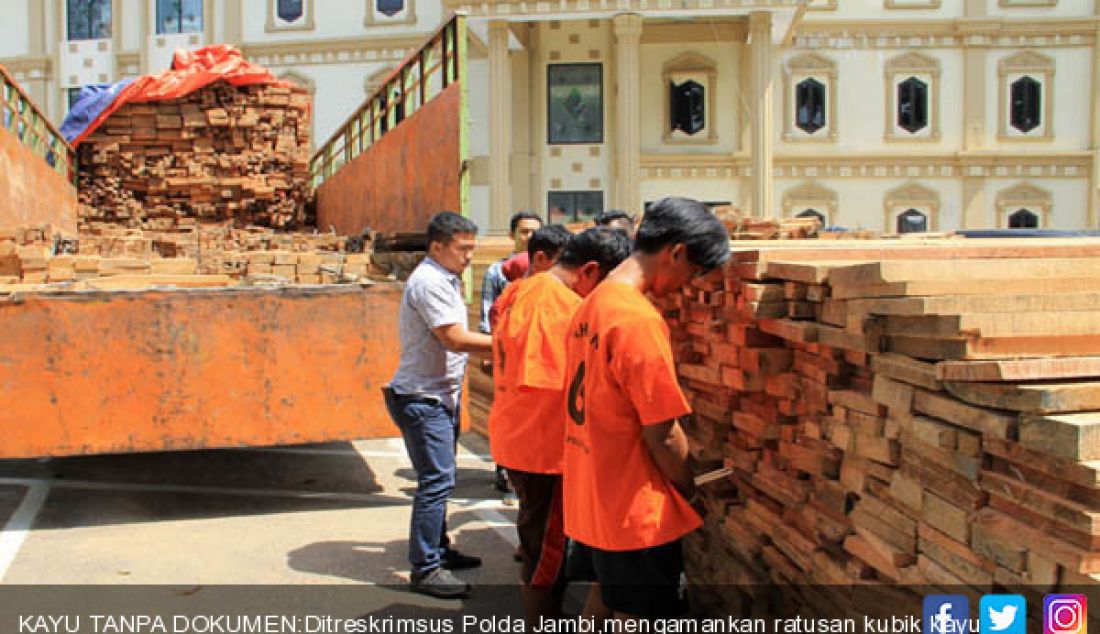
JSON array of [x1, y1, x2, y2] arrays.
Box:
[[679, 237, 1100, 616], [714, 206, 822, 240], [0, 249, 377, 291], [77, 81, 312, 231], [0, 223, 380, 292]]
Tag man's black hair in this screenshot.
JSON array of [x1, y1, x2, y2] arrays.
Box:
[[634, 197, 730, 272], [557, 227, 631, 276], [427, 211, 478, 246], [509, 211, 543, 234], [596, 209, 635, 226], [527, 224, 573, 262]]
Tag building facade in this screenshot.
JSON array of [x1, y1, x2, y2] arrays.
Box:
[[2, 0, 1098, 234]]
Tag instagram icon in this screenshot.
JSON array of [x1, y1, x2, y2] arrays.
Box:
[[1045, 595, 1088, 634]]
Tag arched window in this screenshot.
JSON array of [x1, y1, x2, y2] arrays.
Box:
[[1008, 209, 1039, 229], [997, 183, 1051, 229], [796, 78, 826, 134], [1010, 76, 1042, 134], [278, 0, 304, 21], [897, 76, 928, 134], [377, 0, 405, 17], [669, 80, 705, 136], [897, 209, 928, 234], [784, 53, 837, 141], [999, 51, 1053, 140], [885, 51, 941, 141]]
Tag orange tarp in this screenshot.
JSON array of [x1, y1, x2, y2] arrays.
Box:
[[71, 45, 295, 147]]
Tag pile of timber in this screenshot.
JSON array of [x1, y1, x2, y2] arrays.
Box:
[[0, 251, 375, 291], [0, 222, 383, 290], [79, 222, 351, 261], [675, 238, 1100, 617], [77, 81, 312, 232], [0, 225, 71, 284], [713, 206, 823, 240]]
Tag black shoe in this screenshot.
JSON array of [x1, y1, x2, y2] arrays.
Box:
[[441, 549, 482, 570], [410, 567, 470, 599]]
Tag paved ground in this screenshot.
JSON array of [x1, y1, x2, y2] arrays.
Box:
[[0, 435, 558, 620]]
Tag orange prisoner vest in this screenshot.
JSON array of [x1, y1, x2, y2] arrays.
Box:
[[562, 281, 701, 551], [488, 272, 581, 475]]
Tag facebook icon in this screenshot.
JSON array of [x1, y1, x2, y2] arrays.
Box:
[[924, 595, 971, 634]]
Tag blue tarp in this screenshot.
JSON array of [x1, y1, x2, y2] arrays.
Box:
[[59, 79, 135, 143]]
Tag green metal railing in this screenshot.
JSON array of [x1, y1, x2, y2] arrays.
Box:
[[310, 13, 466, 189], [0, 64, 77, 186]]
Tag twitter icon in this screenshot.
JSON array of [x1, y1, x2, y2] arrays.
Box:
[[982, 595, 1027, 634]]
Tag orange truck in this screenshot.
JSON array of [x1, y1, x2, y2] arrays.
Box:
[[0, 16, 469, 459]]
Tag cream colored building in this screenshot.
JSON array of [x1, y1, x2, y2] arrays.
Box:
[[2, 0, 1098, 233]]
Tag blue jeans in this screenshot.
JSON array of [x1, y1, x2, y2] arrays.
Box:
[[383, 388, 459, 576]]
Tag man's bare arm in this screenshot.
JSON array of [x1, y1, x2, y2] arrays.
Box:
[[433, 323, 493, 355], [641, 420, 696, 500]]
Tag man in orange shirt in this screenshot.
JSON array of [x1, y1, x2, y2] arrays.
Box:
[[489, 224, 573, 332], [489, 227, 631, 623], [562, 197, 730, 619]]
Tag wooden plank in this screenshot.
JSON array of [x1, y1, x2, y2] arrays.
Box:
[[829, 258, 1100, 286], [888, 334, 1100, 361], [764, 260, 839, 284], [899, 454, 985, 510], [945, 381, 1100, 414], [970, 509, 1028, 573], [987, 495, 1100, 552], [739, 348, 793, 375], [900, 427, 980, 481], [907, 416, 958, 449], [936, 357, 1100, 382], [729, 238, 1100, 263], [912, 388, 1015, 439], [831, 278, 1100, 300], [872, 375, 915, 412], [921, 490, 971, 544], [880, 312, 1100, 338], [848, 291, 1100, 316], [741, 282, 786, 302], [983, 435, 1100, 488], [888, 472, 923, 515], [818, 323, 875, 353], [843, 534, 907, 582], [917, 524, 996, 588], [759, 318, 818, 343], [1019, 412, 1100, 462], [872, 353, 943, 391], [819, 300, 848, 327], [979, 469, 1100, 537], [829, 389, 886, 416]]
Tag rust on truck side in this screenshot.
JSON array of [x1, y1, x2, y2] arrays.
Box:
[[0, 285, 403, 458], [312, 14, 468, 235], [316, 84, 463, 235], [0, 65, 78, 236]]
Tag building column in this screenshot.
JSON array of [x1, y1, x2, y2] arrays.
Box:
[[488, 20, 513, 234], [749, 12, 774, 218], [613, 14, 643, 215], [1090, 3, 1100, 228], [962, 0, 989, 229]]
